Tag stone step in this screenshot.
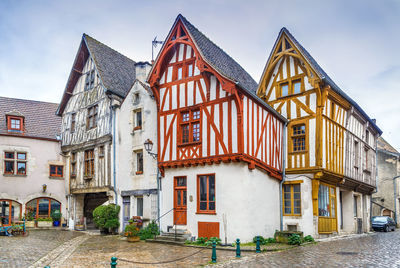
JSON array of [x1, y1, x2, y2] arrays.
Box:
[[155, 235, 187, 242], [146, 238, 185, 245], [161, 232, 187, 237]]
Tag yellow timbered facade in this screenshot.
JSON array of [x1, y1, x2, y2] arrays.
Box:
[[258, 28, 382, 236]]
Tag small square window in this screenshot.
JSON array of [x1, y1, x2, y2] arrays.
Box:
[[50, 165, 63, 177], [281, 83, 289, 97], [7, 116, 23, 132], [293, 81, 301, 94]]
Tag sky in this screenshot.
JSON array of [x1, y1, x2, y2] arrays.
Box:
[[0, 0, 399, 150]]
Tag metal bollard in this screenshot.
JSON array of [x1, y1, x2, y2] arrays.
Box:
[[256, 236, 261, 253], [236, 238, 241, 258], [211, 241, 217, 263], [110, 256, 117, 268]]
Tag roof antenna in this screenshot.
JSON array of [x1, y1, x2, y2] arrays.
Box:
[[152, 37, 164, 63]]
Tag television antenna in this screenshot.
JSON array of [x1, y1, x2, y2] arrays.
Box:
[[152, 37, 164, 62]]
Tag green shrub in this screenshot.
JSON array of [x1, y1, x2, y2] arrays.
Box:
[[288, 234, 302, 245], [37, 217, 53, 222], [195, 237, 208, 245], [51, 210, 61, 221], [253, 236, 267, 245], [138, 221, 160, 240], [266, 237, 277, 243], [205, 237, 222, 246], [93, 204, 120, 231], [303, 235, 314, 242]]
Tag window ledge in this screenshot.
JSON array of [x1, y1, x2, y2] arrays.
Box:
[[3, 174, 27, 177], [133, 126, 142, 131], [135, 171, 144, 175], [84, 176, 93, 180], [49, 176, 64, 180], [177, 141, 202, 147], [363, 169, 371, 174], [196, 211, 216, 215], [288, 151, 308, 155]]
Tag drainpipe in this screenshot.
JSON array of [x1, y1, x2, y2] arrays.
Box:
[[393, 175, 400, 226], [112, 104, 118, 205], [280, 122, 288, 231]]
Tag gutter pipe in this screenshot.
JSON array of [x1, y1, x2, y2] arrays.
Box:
[[279, 122, 288, 231]]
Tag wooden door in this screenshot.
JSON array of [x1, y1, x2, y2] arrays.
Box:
[[174, 177, 187, 225]]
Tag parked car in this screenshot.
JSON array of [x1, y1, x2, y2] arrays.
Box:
[[371, 216, 396, 232]]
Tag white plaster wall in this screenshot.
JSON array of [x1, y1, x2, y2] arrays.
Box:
[[116, 63, 158, 232], [282, 175, 315, 236], [160, 163, 280, 243], [0, 136, 67, 219]]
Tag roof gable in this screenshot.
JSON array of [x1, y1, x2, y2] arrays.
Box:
[[57, 34, 136, 115], [149, 14, 258, 95], [258, 27, 382, 134]]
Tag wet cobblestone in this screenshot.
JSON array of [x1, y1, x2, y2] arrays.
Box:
[[0, 229, 83, 268], [212, 230, 400, 268]]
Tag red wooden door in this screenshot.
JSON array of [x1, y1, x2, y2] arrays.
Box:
[[174, 177, 187, 225]]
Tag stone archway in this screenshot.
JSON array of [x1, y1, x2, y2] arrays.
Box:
[[83, 192, 109, 229], [382, 209, 392, 217]]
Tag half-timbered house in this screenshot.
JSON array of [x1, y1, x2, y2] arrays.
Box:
[[257, 28, 382, 237], [57, 35, 157, 231], [148, 15, 287, 242]]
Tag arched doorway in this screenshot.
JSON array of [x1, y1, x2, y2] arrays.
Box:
[[25, 197, 61, 220], [0, 200, 22, 226]]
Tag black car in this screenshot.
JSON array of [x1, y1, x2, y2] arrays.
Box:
[[371, 216, 396, 232]]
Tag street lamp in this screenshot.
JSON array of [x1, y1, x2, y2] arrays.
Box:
[[144, 138, 160, 230]]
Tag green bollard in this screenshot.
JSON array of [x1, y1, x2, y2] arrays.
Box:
[[211, 241, 217, 263], [236, 238, 241, 258], [110, 256, 117, 268], [256, 236, 261, 253]]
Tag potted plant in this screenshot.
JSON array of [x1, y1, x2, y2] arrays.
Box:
[[93, 204, 120, 234], [51, 209, 62, 227], [25, 208, 36, 228], [125, 223, 140, 242], [37, 217, 53, 227]]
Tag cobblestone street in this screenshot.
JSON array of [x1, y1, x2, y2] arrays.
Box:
[[2, 229, 400, 267], [212, 230, 400, 268]]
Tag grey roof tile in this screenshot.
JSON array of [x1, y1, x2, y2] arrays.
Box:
[[0, 96, 61, 140], [84, 34, 137, 98]]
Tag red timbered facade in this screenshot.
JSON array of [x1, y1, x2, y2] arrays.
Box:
[[149, 15, 286, 179], [148, 15, 287, 242]]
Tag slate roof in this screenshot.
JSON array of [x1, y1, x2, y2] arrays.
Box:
[[83, 34, 137, 98], [180, 15, 258, 94], [377, 137, 399, 155], [0, 96, 61, 140], [278, 28, 382, 134]]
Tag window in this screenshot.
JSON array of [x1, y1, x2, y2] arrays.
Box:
[[86, 105, 98, 129], [70, 152, 77, 177], [84, 149, 94, 177], [293, 80, 301, 94], [178, 67, 183, 80], [354, 141, 359, 167], [187, 64, 193, 77], [365, 130, 369, 144], [134, 109, 142, 130], [137, 197, 143, 217], [197, 174, 215, 213], [25, 198, 60, 219], [4, 152, 26, 175], [180, 109, 201, 144], [70, 113, 76, 133], [85, 69, 96, 91], [283, 184, 301, 215], [99, 146, 105, 158], [354, 196, 358, 217], [49, 165, 63, 177], [318, 184, 336, 217], [133, 93, 140, 104], [136, 150, 143, 174], [281, 83, 289, 97], [364, 148, 369, 171], [0, 200, 22, 225], [7, 116, 23, 132], [292, 124, 306, 152]]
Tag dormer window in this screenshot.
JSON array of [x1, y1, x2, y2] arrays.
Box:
[[7, 116, 23, 132]]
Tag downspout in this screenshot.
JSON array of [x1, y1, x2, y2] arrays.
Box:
[[112, 105, 118, 205], [280, 121, 288, 231]]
